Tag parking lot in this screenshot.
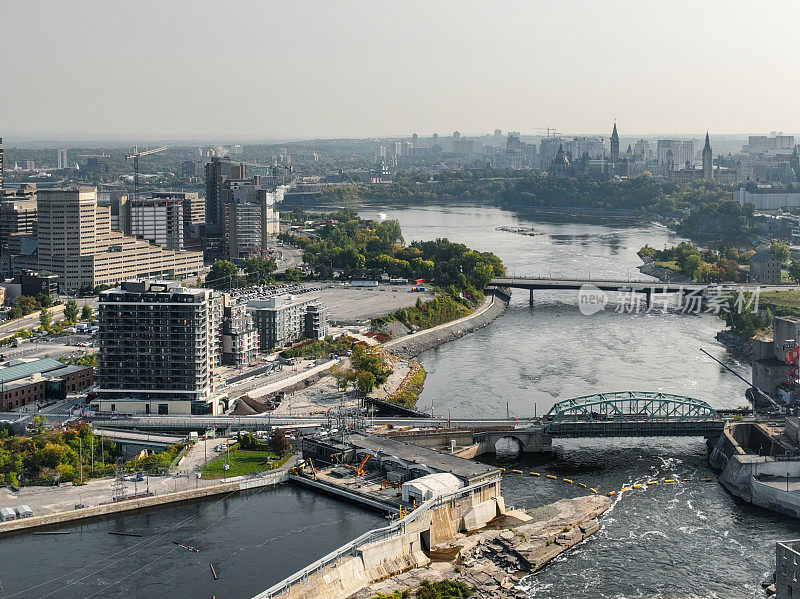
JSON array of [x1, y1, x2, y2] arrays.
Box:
[[307, 283, 434, 322]]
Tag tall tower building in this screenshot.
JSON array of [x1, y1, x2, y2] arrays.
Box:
[[0, 137, 4, 190], [702, 132, 713, 180], [610, 123, 620, 162], [57, 149, 68, 169]]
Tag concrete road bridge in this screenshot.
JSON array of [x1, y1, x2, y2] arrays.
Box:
[[490, 276, 799, 305]]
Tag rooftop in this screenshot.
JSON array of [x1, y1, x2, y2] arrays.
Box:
[[0, 358, 70, 385]]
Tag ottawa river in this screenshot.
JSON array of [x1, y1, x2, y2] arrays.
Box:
[[3, 204, 799, 598], [362, 204, 800, 598]]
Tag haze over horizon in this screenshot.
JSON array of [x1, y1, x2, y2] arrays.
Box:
[[2, 0, 799, 141]]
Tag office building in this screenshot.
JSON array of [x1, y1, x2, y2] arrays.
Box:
[[657, 139, 695, 169], [248, 294, 328, 351], [0, 137, 4, 189], [95, 280, 223, 415], [0, 357, 93, 411], [776, 540, 800, 599], [205, 157, 247, 234], [743, 134, 795, 156], [17, 269, 58, 297], [12, 187, 203, 292], [129, 196, 185, 250], [57, 149, 68, 169], [0, 199, 37, 253], [221, 296, 259, 367]]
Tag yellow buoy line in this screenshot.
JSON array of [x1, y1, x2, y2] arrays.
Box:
[[499, 467, 715, 497]]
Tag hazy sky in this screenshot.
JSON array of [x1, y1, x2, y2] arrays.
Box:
[[2, 0, 799, 142]]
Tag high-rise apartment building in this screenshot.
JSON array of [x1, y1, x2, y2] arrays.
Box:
[[95, 280, 222, 415], [12, 187, 203, 291], [0, 137, 4, 190], [204, 157, 247, 232], [221, 296, 259, 367], [129, 196, 185, 250], [57, 149, 68, 169]]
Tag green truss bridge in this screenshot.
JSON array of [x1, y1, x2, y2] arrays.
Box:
[[543, 391, 724, 438]]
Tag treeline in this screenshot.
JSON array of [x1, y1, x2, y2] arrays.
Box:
[[284, 210, 505, 293], [638, 242, 751, 282], [373, 295, 472, 331]]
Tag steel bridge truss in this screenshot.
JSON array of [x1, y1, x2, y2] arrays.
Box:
[[544, 391, 723, 438]]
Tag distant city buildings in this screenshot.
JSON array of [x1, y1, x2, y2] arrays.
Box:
[[129, 196, 185, 250], [56, 149, 67, 169]]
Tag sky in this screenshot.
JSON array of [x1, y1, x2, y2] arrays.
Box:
[[1, 0, 799, 142]]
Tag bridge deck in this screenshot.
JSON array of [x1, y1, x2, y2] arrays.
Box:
[[546, 420, 724, 438], [491, 277, 799, 294]]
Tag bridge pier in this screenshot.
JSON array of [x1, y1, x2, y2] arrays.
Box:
[[529, 288, 534, 306]]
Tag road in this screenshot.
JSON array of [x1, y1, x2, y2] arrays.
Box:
[[0, 297, 98, 340]]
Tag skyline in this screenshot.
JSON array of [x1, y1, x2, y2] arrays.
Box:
[[2, 1, 800, 140]]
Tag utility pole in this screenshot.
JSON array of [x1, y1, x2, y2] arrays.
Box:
[[91, 436, 94, 475], [79, 438, 83, 483]]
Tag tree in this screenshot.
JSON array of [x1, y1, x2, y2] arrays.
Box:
[[9, 296, 39, 319], [269, 429, 289, 455], [330, 364, 353, 392], [681, 254, 702, 279], [64, 299, 79, 322], [81, 305, 93, 321], [241, 257, 277, 285], [355, 370, 377, 396], [770, 241, 791, 265], [31, 414, 48, 435], [206, 260, 241, 290], [36, 293, 53, 308], [789, 259, 800, 284], [39, 307, 52, 331]]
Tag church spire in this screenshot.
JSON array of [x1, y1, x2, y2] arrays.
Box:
[[703, 131, 711, 152], [702, 131, 713, 180]]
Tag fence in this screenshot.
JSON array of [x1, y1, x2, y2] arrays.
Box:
[[252, 476, 501, 599]]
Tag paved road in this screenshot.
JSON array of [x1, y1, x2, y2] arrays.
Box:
[[0, 298, 97, 340]]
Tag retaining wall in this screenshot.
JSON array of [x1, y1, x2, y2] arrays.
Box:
[[0, 472, 286, 535]]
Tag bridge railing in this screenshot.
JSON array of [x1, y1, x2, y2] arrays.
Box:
[[251, 477, 500, 599]]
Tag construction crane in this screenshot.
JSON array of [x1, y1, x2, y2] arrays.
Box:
[[125, 146, 167, 200], [345, 454, 371, 477]]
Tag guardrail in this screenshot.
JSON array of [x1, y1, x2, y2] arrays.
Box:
[[252, 476, 500, 599]]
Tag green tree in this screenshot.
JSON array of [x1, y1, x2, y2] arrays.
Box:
[[789, 259, 800, 284], [355, 370, 377, 396], [35, 293, 53, 308], [81, 305, 93, 321], [682, 254, 702, 279], [64, 299, 79, 322], [241, 257, 277, 285], [770, 241, 791, 264], [269, 429, 289, 454], [206, 260, 241, 290], [9, 296, 39, 319], [39, 307, 52, 331], [31, 414, 49, 434]]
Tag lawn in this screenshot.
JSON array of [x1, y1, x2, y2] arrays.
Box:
[[654, 260, 680, 272], [201, 446, 280, 479], [759, 289, 800, 310]]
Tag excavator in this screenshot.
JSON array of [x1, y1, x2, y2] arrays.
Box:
[[345, 454, 371, 477]]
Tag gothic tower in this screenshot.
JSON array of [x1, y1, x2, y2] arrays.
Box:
[[702, 131, 713, 180], [610, 123, 620, 161]]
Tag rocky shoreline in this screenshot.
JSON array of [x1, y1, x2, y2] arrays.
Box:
[[352, 495, 612, 599], [384, 290, 510, 359], [637, 257, 692, 283], [715, 330, 753, 364]]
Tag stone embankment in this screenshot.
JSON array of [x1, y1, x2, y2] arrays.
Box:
[[637, 257, 691, 283], [352, 495, 612, 599], [384, 290, 510, 359]]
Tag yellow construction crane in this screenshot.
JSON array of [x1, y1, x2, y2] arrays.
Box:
[[125, 145, 167, 199], [345, 454, 371, 477]]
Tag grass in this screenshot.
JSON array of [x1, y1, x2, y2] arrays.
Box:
[[201, 445, 280, 479], [760, 289, 800, 310], [654, 260, 680, 272]]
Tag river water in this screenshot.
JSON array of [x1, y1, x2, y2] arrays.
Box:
[[0, 486, 386, 599], [359, 204, 800, 598]]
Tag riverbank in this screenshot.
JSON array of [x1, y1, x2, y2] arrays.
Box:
[[383, 289, 510, 359], [352, 495, 612, 599], [637, 257, 692, 283], [715, 330, 753, 363]]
